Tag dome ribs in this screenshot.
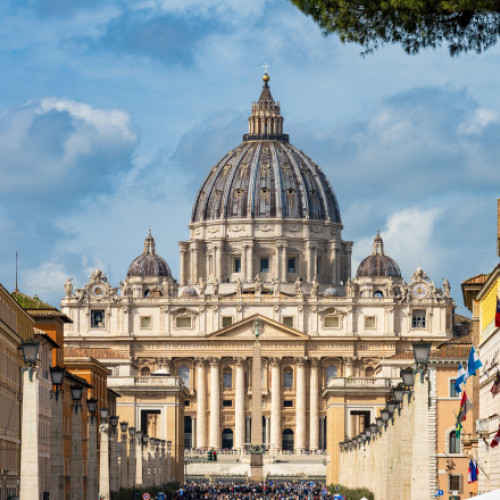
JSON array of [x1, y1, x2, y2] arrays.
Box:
[[284, 146, 309, 218], [270, 142, 284, 218], [220, 145, 249, 219], [247, 142, 263, 218]]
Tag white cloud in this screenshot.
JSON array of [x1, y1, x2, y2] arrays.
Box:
[[352, 206, 444, 281], [459, 108, 498, 135]]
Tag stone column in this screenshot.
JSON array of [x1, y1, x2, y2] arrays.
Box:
[[196, 359, 207, 449], [20, 369, 40, 500], [295, 358, 307, 451], [270, 358, 281, 451], [86, 418, 98, 500], [246, 242, 254, 281], [120, 432, 128, 494], [50, 392, 64, 500], [215, 243, 223, 282], [242, 245, 248, 281], [209, 358, 220, 449], [70, 404, 83, 500], [109, 428, 117, 493], [179, 245, 188, 285], [251, 341, 263, 446], [265, 417, 271, 447], [134, 434, 143, 487], [309, 359, 319, 451], [234, 358, 246, 450], [280, 244, 288, 282], [99, 424, 110, 500], [128, 432, 136, 488]]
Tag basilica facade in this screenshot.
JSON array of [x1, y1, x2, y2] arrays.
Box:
[[61, 73, 455, 482]]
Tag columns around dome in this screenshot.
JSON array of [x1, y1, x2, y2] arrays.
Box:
[[178, 227, 353, 288]]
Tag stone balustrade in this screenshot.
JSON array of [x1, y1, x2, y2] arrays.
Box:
[[339, 377, 432, 500]]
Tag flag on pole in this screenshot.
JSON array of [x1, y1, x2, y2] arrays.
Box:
[[456, 392, 473, 424], [455, 420, 463, 437], [491, 371, 500, 398], [454, 363, 467, 393], [490, 424, 500, 448], [496, 296, 500, 328], [466, 346, 483, 377], [468, 458, 478, 483]]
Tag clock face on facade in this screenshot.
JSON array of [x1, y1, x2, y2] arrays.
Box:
[[90, 283, 105, 300], [411, 282, 428, 299]]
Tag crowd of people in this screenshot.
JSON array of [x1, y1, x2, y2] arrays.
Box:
[[175, 481, 333, 499]]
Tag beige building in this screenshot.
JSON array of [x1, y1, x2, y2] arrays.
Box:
[[61, 74, 455, 482]]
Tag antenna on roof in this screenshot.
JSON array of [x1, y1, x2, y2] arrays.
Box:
[[15, 251, 18, 292]]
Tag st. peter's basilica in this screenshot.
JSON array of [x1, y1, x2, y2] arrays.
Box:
[[61, 73, 454, 482]]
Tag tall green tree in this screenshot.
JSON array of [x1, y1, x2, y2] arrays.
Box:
[[289, 0, 500, 55]]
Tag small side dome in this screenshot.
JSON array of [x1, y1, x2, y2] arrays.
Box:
[[127, 230, 172, 278], [324, 284, 347, 297], [180, 285, 198, 298], [356, 231, 401, 278]]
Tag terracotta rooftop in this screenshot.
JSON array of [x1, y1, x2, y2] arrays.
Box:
[[390, 334, 472, 361], [65, 347, 127, 360], [462, 274, 489, 285]]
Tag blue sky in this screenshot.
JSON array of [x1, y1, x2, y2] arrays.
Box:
[[1, 0, 499, 314]]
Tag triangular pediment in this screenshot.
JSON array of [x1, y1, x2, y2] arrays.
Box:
[[207, 314, 309, 341]]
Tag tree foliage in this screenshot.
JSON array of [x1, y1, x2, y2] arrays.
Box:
[[289, 0, 500, 55], [327, 483, 375, 500]]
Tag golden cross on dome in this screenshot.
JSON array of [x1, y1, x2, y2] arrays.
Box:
[[262, 62, 270, 74]]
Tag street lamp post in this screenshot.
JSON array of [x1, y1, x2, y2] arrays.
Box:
[[119, 421, 128, 492], [49, 366, 65, 500], [86, 398, 98, 500], [142, 434, 149, 487], [70, 384, 84, 500], [19, 339, 41, 500], [166, 440, 173, 483], [109, 415, 119, 493], [412, 341, 432, 382], [128, 427, 136, 489], [99, 407, 110, 500], [134, 431, 143, 487], [160, 440, 166, 485]]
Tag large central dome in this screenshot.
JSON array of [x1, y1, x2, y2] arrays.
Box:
[[191, 75, 341, 224]]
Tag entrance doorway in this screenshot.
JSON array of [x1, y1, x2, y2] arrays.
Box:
[[282, 429, 294, 450], [222, 428, 234, 449]]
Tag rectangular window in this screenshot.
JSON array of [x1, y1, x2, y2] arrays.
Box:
[[412, 310, 426, 329], [175, 316, 192, 329], [448, 474, 461, 492], [283, 316, 294, 328], [287, 258, 296, 273], [316, 255, 321, 274], [449, 379, 459, 398], [222, 399, 233, 408], [140, 316, 151, 329], [233, 257, 241, 273], [91, 310, 105, 328], [260, 258, 269, 273], [364, 316, 376, 329], [283, 400, 293, 408], [223, 371, 232, 389], [324, 316, 340, 328], [184, 400, 190, 407], [222, 316, 233, 328]]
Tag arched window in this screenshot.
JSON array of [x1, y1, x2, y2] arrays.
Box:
[[283, 367, 293, 389], [282, 429, 294, 450], [374, 290, 384, 298], [178, 365, 190, 388], [365, 367, 375, 377], [141, 367, 150, 376], [449, 431, 460, 454], [223, 367, 233, 389], [326, 365, 337, 383], [222, 428, 234, 449]]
